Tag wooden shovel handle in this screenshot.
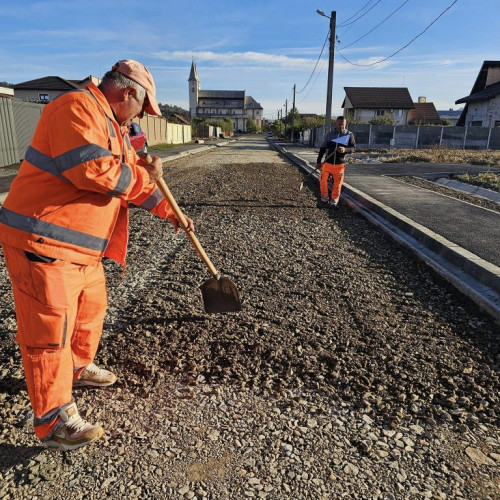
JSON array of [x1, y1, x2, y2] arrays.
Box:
[[156, 177, 219, 277]]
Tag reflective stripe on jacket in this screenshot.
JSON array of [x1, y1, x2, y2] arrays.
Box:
[[0, 83, 173, 265]]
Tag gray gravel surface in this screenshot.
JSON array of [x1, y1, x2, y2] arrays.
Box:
[[0, 137, 499, 499]]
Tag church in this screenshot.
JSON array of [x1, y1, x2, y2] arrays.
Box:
[[188, 60, 263, 132]]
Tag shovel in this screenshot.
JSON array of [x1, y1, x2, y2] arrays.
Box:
[[154, 172, 241, 314], [300, 163, 322, 191]]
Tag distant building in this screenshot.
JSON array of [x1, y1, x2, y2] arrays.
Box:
[[437, 109, 462, 126], [188, 60, 263, 132], [455, 61, 500, 127], [0, 86, 14, 98], [13, 75, 101, 102], [342, 87, 414, 125]]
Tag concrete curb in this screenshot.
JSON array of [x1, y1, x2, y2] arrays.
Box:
[[160, 145, 216, 163], [435, 178, 500, 203], [269, 140, 500, 324]]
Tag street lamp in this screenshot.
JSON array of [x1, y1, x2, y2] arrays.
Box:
[[316, 9, 336, 134]]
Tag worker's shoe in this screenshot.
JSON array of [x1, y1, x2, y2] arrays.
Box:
[[73, 362, 117, 388], [329, 200, 339, 210], [43, 402, 104, 451], [317, 200, 329, 209]]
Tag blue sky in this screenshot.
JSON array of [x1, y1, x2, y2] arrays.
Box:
[[1, 0, 498, 119]]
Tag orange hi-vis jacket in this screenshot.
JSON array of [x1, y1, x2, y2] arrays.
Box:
[[0, 83, 173, 266]]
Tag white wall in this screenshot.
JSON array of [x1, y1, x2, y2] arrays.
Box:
[[464, 95, 500, 127]]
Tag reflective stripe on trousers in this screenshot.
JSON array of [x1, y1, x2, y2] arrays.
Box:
[[1, 244, 107, 440], [320, 163, 345, 203]]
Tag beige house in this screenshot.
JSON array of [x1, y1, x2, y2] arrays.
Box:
[[13, 75, 101, 102], [342, 87, 414, 125], [188, 61, 263, 132]]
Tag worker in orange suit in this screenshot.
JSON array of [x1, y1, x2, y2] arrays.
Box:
[[0, 59, 194, 451], [316, 116, 356, 209]]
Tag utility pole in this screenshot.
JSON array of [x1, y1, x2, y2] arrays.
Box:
[[285, 99, 288, 137], [291, 84, 296, 142], [317, 10, 336, 134]]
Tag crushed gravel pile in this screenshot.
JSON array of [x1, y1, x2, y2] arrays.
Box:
[[0, 138, 499, 499]]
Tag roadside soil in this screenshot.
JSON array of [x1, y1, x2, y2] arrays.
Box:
[[0, 138, 498, 499]]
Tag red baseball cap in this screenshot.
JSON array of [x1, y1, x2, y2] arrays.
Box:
[[111, 59, 161, 116]]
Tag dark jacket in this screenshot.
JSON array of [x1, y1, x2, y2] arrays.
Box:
[[317, 129, 356, 165]]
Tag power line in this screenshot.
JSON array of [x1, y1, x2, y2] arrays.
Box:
[[296, 29, 330, 93], [338, 0, 375, 26], [298, 53, 328, 105], [337, 0, 458, 67], [341, 0, 413, 49], [337, 0, 384, 28]]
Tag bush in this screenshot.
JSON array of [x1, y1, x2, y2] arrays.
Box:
[[369, 115, 395, 126]]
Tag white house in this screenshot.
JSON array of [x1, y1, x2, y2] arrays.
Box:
[[456, 61, 500, 127], [188, 61, 263, 132], [342, 87, 414, 125]]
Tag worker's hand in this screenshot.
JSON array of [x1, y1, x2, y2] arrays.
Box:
[[337, 146, 345, 154], [169, 214, 195, 234], [140, 155, 163, 184], [316, 162, 322, 169]]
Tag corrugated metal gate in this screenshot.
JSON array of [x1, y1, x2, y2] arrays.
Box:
[[0, 97, 20, 167], [12, 100, 44, 161], [0, 97, 44, 167]]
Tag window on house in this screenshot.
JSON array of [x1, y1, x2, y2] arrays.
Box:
[[495, 121, 500, 128], [39, 93, 49, 101], [375, 110, 385, 116], [470, 121, 482, 127]]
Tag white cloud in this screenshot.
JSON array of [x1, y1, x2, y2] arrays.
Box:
[[154, 50, 318, 70]]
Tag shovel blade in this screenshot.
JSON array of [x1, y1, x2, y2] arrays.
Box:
[[299, 182, 304, 191], [201, 276, 242, 314]]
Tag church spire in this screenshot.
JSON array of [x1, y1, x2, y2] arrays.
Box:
[[188, 58, 199, 82]]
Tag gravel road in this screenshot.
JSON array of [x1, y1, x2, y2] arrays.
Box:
[[0, 137, 498, 499]]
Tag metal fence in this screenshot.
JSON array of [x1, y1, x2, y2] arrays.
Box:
[[0, 97, 192, 168], [302, 124, 500, 150], [0, 97, 44, 167]]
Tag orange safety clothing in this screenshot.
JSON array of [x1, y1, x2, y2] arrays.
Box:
[[0, 82, 176, 442], [319, 162, 345, 204], [0, 83, 175, 267], [2, 243, 107, 440]]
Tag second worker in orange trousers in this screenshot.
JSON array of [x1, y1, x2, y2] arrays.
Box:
[[316, 116, 356, 209]]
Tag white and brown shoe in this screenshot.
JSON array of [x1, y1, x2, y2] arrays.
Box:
[[43, 402, 104, 451], [74, 363, 117, 388]]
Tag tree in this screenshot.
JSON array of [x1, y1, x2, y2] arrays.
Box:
[[222, 117, 234, 135], [246, 118, 258, 134], [159, 103, 189, 119], [272, 119, 285, 137]]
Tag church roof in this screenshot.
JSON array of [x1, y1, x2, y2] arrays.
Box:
[[199, 90, 245, 99], [244, 96, 263, 109]]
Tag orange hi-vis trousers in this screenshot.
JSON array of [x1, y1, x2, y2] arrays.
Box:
[[1, 244, 107, 440], [319, 162, 345, 204]]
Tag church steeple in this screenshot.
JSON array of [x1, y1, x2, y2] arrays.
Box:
[[188, 58, 200, 119], [188, 58, 200, 83]]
